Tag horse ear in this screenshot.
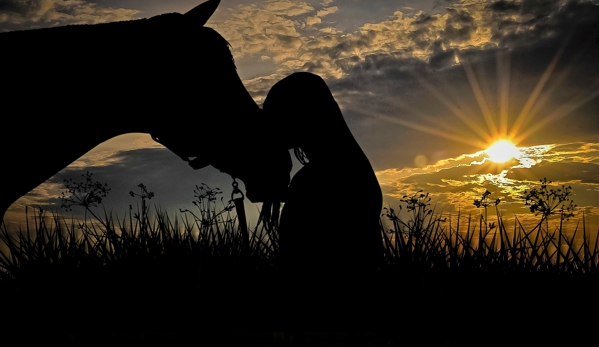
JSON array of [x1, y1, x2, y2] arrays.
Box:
[[184, 0, 220, 25]]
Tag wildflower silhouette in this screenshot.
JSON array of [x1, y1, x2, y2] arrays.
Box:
[[473, 189, 501, 230], [59, 171, 111, 226], [473, 190, 501, 209], [60, 171, 111, 212], [383, 191, 435, 237], [180, 183, 234, 229], [129, 183, 155, 225], [129, 183, 154, 201], [401, 191, 433, 228], [523, 178, 576, 221]]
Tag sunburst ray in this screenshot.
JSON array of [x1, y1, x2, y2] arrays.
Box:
[[461, 55, 498, 139]]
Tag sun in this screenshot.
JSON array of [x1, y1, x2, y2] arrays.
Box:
[[485, 140, 520, 163]]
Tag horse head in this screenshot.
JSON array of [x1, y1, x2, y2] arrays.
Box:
[[152, 119, 291, 204], [0, 0, 290, 223], [150, 0, 291, 204]]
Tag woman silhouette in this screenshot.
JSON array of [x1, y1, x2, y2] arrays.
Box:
[[263, 72, 383, 279]]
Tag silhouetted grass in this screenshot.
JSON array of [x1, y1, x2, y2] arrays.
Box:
[[382, 197, 599, 275], [1, 184, 598, 344], [0, 186, 278, 289]]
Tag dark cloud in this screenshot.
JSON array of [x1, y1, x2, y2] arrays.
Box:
[[493, 0, 599, 49], [274, 33, 301, 49], [326, 30, 377, 60], [428, 45, 455, 69], [408, 14, 439, 49], [406, 8, 476, 64], [413, 13, 435, 25], [0, 0, 139, 32], [487, 1, 521, 13], [0, 0, 31, 15], [443, 9, 475, 43], [520, 0, 560, 18], [510, 161, 599, 184]]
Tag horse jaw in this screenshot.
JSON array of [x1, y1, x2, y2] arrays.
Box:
[[184, 0, 220, 25]]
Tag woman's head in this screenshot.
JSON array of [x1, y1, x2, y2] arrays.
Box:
[[263, 72, 347, 163]]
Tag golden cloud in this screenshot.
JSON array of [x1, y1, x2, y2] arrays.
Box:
[[264, 0, 314, 16], [220, 0, 508, 84], [213, 2, 306, 61], [305, 16, 321, 27], [316, 6, 339, 18]]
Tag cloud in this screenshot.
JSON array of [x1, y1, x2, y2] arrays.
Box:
[[223, 1, 485, 95], [304, 4, 339, 27], [319, 26, 342, 34], [443, 8, 476, 43], [376, 141, 599, 228], [263, 0, 314, 16], [212, 1, 311, 63], [305, 15, 321, 27], [226, 0, 599, 112], [316, 6, 339, 18], [0, 0, 139, 32], [487, 0, 521, 13]]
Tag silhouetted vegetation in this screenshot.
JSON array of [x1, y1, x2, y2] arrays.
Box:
[[383, 185, 597, 275], [0, 176, 597, 344]]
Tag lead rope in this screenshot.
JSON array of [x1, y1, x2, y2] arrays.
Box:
[[231, 178, 249, 251]]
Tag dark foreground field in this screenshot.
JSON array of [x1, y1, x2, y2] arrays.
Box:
[[1, 187, 598, 345], [2, 262, 596, 346]]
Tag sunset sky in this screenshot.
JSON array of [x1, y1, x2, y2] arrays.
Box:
[[2, 0, 599, 232]]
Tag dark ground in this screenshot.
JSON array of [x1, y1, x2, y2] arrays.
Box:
[[1, 266, 597, 346]]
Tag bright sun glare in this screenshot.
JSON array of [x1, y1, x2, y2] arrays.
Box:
[[485, 140, 520, 163]]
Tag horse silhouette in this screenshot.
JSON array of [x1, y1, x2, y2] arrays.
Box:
[[263, 72, 384, 278], [0, 0, 291, 223]]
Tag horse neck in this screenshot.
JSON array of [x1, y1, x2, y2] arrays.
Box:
[[56, 113, 153, 145], [0, 112, 153, 226]]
